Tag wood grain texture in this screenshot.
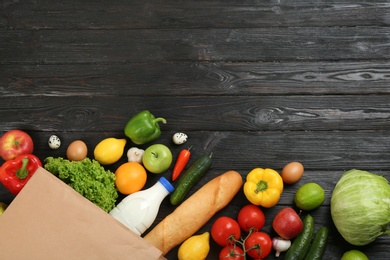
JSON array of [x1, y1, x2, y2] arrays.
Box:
[[2, 1, 389, 29], [1, 96, 390, 131], [1, 0, 390, 259], [2, 27, 389, 63], [2, 62, 390, 96]]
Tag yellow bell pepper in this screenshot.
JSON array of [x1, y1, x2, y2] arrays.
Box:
[[243, 168, 284, 208]]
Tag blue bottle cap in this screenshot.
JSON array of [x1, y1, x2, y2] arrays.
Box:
[[158, 177, 175, 193]]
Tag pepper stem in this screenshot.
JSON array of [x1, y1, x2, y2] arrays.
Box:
[[255, 180, 268, 193], [16, 158, 29, 180], [154, 117, 167, 124]]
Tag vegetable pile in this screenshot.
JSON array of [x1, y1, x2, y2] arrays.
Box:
[[44, 157, 118, 212], [331, 169, 390, 246], [2, 110, 390, 259]]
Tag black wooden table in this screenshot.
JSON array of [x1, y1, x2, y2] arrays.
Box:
[[1, 1, 390, 259]]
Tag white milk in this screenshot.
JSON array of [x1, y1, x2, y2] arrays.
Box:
[[109, 177, 174, 235]]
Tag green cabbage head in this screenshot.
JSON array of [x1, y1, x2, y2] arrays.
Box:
[[331, 169, 390, 246]]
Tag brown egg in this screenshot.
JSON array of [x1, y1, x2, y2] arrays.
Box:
[[281, 162, 304, 184], [66, 140, 88, 161]]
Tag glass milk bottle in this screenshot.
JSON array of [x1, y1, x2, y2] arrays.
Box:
[[109, 176, 174, 235]]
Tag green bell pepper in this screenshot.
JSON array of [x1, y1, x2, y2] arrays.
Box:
[[124, 110, 167, 145]]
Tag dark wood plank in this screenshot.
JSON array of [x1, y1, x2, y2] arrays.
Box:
[[2, 1, 389, 29], [1, 130, 389, 173], [2, 27, 389, 63], [1, 96, 390, 132], [2, 61, 390, 96]]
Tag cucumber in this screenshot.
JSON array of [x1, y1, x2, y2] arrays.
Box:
[[304, 227, 329, 260], [169, 153, 212, 205], [284, 214, 315, 260]]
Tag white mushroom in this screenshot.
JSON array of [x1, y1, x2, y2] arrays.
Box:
[[127, 147, 144, 163]]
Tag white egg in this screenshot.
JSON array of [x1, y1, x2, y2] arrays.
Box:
[[172, 132, 188, 145], [48, 135, 61, 149]]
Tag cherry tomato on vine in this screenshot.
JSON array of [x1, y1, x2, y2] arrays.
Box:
[[211, 216, 241, 247], [244, 231, 272, 259], [237, 204, 266, 232], [219, 245, 245, 260]]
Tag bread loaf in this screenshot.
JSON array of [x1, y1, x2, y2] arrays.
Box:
[[143, 170, 243, 255]]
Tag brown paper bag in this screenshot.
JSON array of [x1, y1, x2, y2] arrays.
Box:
[[0, 167, 166, 260]]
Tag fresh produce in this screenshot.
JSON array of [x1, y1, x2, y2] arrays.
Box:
[[341, 249, 369, 260], [281, 161, 304, 184], [144, 170, 243, 256], [237, 204, 265, 232], [44, 157, 118, 212], [169, 153, 212, 205], [272, 237, 291, 257], [331, 169, 390, 246], [114, 162, 147, 195], [93, 137, 126, 165], [0, 202, 8, 215], [48, 135, 61, 149], [66, 140, 88, 161], [172, 146, 192, 181], [244, 231, 272, 259], [304, 226, 329, 260], [172, 132, 188, 145], [177, 232, 210, 260], [126, 147, 144, 163], [219, 245, 244, 260], [0, 130, 34, 161], [211, 216, 241, 247], [272, 207, 303, 239], [294, 182, 325, 211], [124, 110, 166, 145], [284, 214, 314, 260], [0, 154, 42, 195], [142, 144, 173, 174], [243, 168, 283, 208]]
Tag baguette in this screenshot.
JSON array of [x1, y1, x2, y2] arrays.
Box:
[[143, 170, 243, 255]]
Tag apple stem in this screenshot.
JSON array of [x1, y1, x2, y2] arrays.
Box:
[[16, 158, 29, 179]]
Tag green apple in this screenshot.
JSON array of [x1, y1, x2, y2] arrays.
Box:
[[142, 144, 172, 174], [0, 202, 8, 216]]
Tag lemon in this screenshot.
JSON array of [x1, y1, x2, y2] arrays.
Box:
[[94, 138, 127, 165], [178, 232, 210, 260], [294, 182, 325, 210], [341, 249, 369, 260]]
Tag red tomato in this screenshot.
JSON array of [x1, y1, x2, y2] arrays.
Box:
[[244, 231, 272, 259], [219, 245, 245, 260], [237, 204, 266, 232], [211, 216, 241, 247]]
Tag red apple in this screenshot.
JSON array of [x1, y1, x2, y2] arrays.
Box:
[[0, 130, 34, 160], [272, 207, 303, 239]]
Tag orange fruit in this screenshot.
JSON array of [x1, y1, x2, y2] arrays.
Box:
[[115, 162, 147, 194]]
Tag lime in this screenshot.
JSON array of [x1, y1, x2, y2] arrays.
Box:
[[341, 249, 369, 260], [294, 182, 325, 210]]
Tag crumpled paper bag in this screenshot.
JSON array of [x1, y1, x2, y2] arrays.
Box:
[[0, 167, 166, 260]]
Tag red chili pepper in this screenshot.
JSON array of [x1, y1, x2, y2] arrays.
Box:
[[172, 146, 192, 181], [0, 154, 42, 195]]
